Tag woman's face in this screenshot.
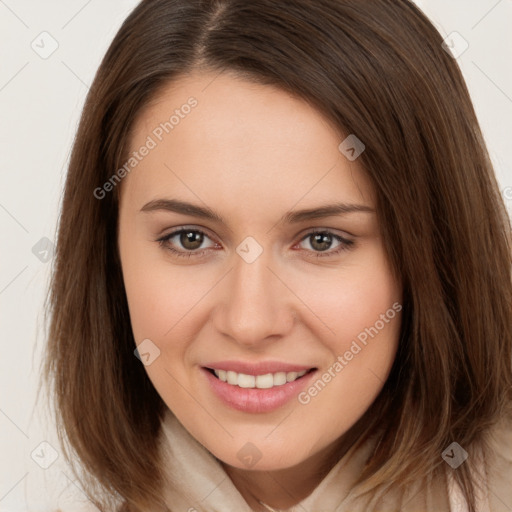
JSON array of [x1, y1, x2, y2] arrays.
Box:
[[118, 70, 402, 471]]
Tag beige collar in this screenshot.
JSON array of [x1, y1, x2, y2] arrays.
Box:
[[158, 408, 379, 511], [158, 408, 495, 511]]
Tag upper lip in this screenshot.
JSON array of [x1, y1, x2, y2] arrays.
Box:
[[203, 360, 316, 375]]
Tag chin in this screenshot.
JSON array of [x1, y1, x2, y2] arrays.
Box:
[[209, 438, 312, 472]]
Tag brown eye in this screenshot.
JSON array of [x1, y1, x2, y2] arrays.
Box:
[[309, 233, 334, 252], [180, 230, 204, 250], [297, 230, 354, 258], [157, 227, 218, 259]]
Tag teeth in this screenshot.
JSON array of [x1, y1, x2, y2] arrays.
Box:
[[213, 369, 308, 388], [238, 373, 255, 388], [255, 373, 274, 389], [226, 370, 238, 385], [286, 372, 298, 382], [273, 372, 287, 386]]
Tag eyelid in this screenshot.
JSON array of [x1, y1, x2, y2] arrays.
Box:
[[158, 222, 213, 235], [295, 225, 355, 241]]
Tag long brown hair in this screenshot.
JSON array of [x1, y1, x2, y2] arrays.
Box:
[[43, 0, 512, 510]]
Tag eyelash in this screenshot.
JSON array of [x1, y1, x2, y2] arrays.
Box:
[[157, 227, 355, 259]]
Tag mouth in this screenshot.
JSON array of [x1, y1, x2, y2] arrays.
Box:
[[201, 362, 318, 413], [204, 367, 316, 389]]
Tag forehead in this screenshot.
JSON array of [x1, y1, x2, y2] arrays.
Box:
[[132, 70, 342, 158], [122, 70, 374, 214]]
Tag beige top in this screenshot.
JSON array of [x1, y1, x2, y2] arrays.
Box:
[[159, 408, 512, 512]]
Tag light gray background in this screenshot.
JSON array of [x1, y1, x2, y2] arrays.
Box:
[[1, 1, 511, 510]]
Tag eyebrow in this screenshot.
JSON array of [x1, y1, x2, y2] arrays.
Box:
[[140, 198, 374, 224], [141, 199, 225, 222]]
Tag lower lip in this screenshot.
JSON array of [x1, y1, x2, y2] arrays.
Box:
[[202, 368, 317, 413]]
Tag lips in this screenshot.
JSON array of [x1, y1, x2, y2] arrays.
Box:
[[201, 361, 317, 413]]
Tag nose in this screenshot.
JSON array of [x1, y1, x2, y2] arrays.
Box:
[[211, 247, 296, 348]]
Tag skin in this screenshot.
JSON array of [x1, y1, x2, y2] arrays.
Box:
[[118, 70, 402, 510]]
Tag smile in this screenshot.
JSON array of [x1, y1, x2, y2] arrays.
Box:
[[210, 369, 309, 388], [202, 362, 317, 413]]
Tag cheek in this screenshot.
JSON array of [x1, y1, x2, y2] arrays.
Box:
[[293, 266, 401, 440], [291, 253, 401, 354], [119, 231, 213, 344], [122, 236, 401, 349], [119, 242, 214, 402]]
